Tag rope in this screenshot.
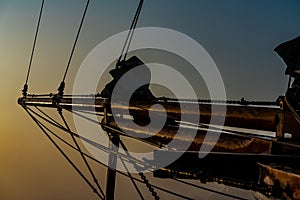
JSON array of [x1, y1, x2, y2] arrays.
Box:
[[29, 107, 146, 199], [119, 155, 145, 200], [59, 106, 162, 149], [29, 107, 112, 157], [58, 0, 90, 95], [179, 120, 275, 140], [40, 123, 189, 200], [172, 178, 247, 200], [69, 109, 104, 117], [26, 106, 193, 199], [26, 97, 293, 150], [23, 0, 45, 96], [23, 106, 220, 200], [58, 110, 105, 198], [35, 106, 64, 129], [117, 0, 144, 65], [36, 104, 300, 157], [28, 106, 156, 168], [23, 106, 104, 200], [123, 0, 144, 61]]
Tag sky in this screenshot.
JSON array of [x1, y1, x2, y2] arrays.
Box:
[[0, 0, 300, 199]]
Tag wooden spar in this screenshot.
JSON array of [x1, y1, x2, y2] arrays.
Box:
[[18, 96, 281, 131], [17, 96, 107, 111], [115, 101, 280, 132], [105, 118, 273, 153]]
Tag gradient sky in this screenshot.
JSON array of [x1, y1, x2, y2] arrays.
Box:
[[1, 0, 300, 199]]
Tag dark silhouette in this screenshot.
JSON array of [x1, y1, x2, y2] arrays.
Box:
[[100, 56, 155, 101], [275, 36, 300, 108]]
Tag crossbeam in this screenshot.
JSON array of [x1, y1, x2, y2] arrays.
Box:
[[18, 95, 281, 131]]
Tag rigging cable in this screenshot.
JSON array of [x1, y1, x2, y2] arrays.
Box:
[[123, 0, 144, 62], [23, 106, 104, 200], [28, 106, 157, 168], [28, 105, 265, 200], [58, 105, 163, 150], [25, 106, 193, 200], [34, 102, 300, 154], [172, 178, 247, 200], [118, 151, 145, 200], [58, 110, 105, 198], [58, 0, 90, 96], [35, 106, 65, 129], [22, 0, 45, 96], [117, 0, 144, 65]]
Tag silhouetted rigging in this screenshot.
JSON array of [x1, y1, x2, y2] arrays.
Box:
[[18, 0, 300, 200], [22, 0, 45, 97]]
